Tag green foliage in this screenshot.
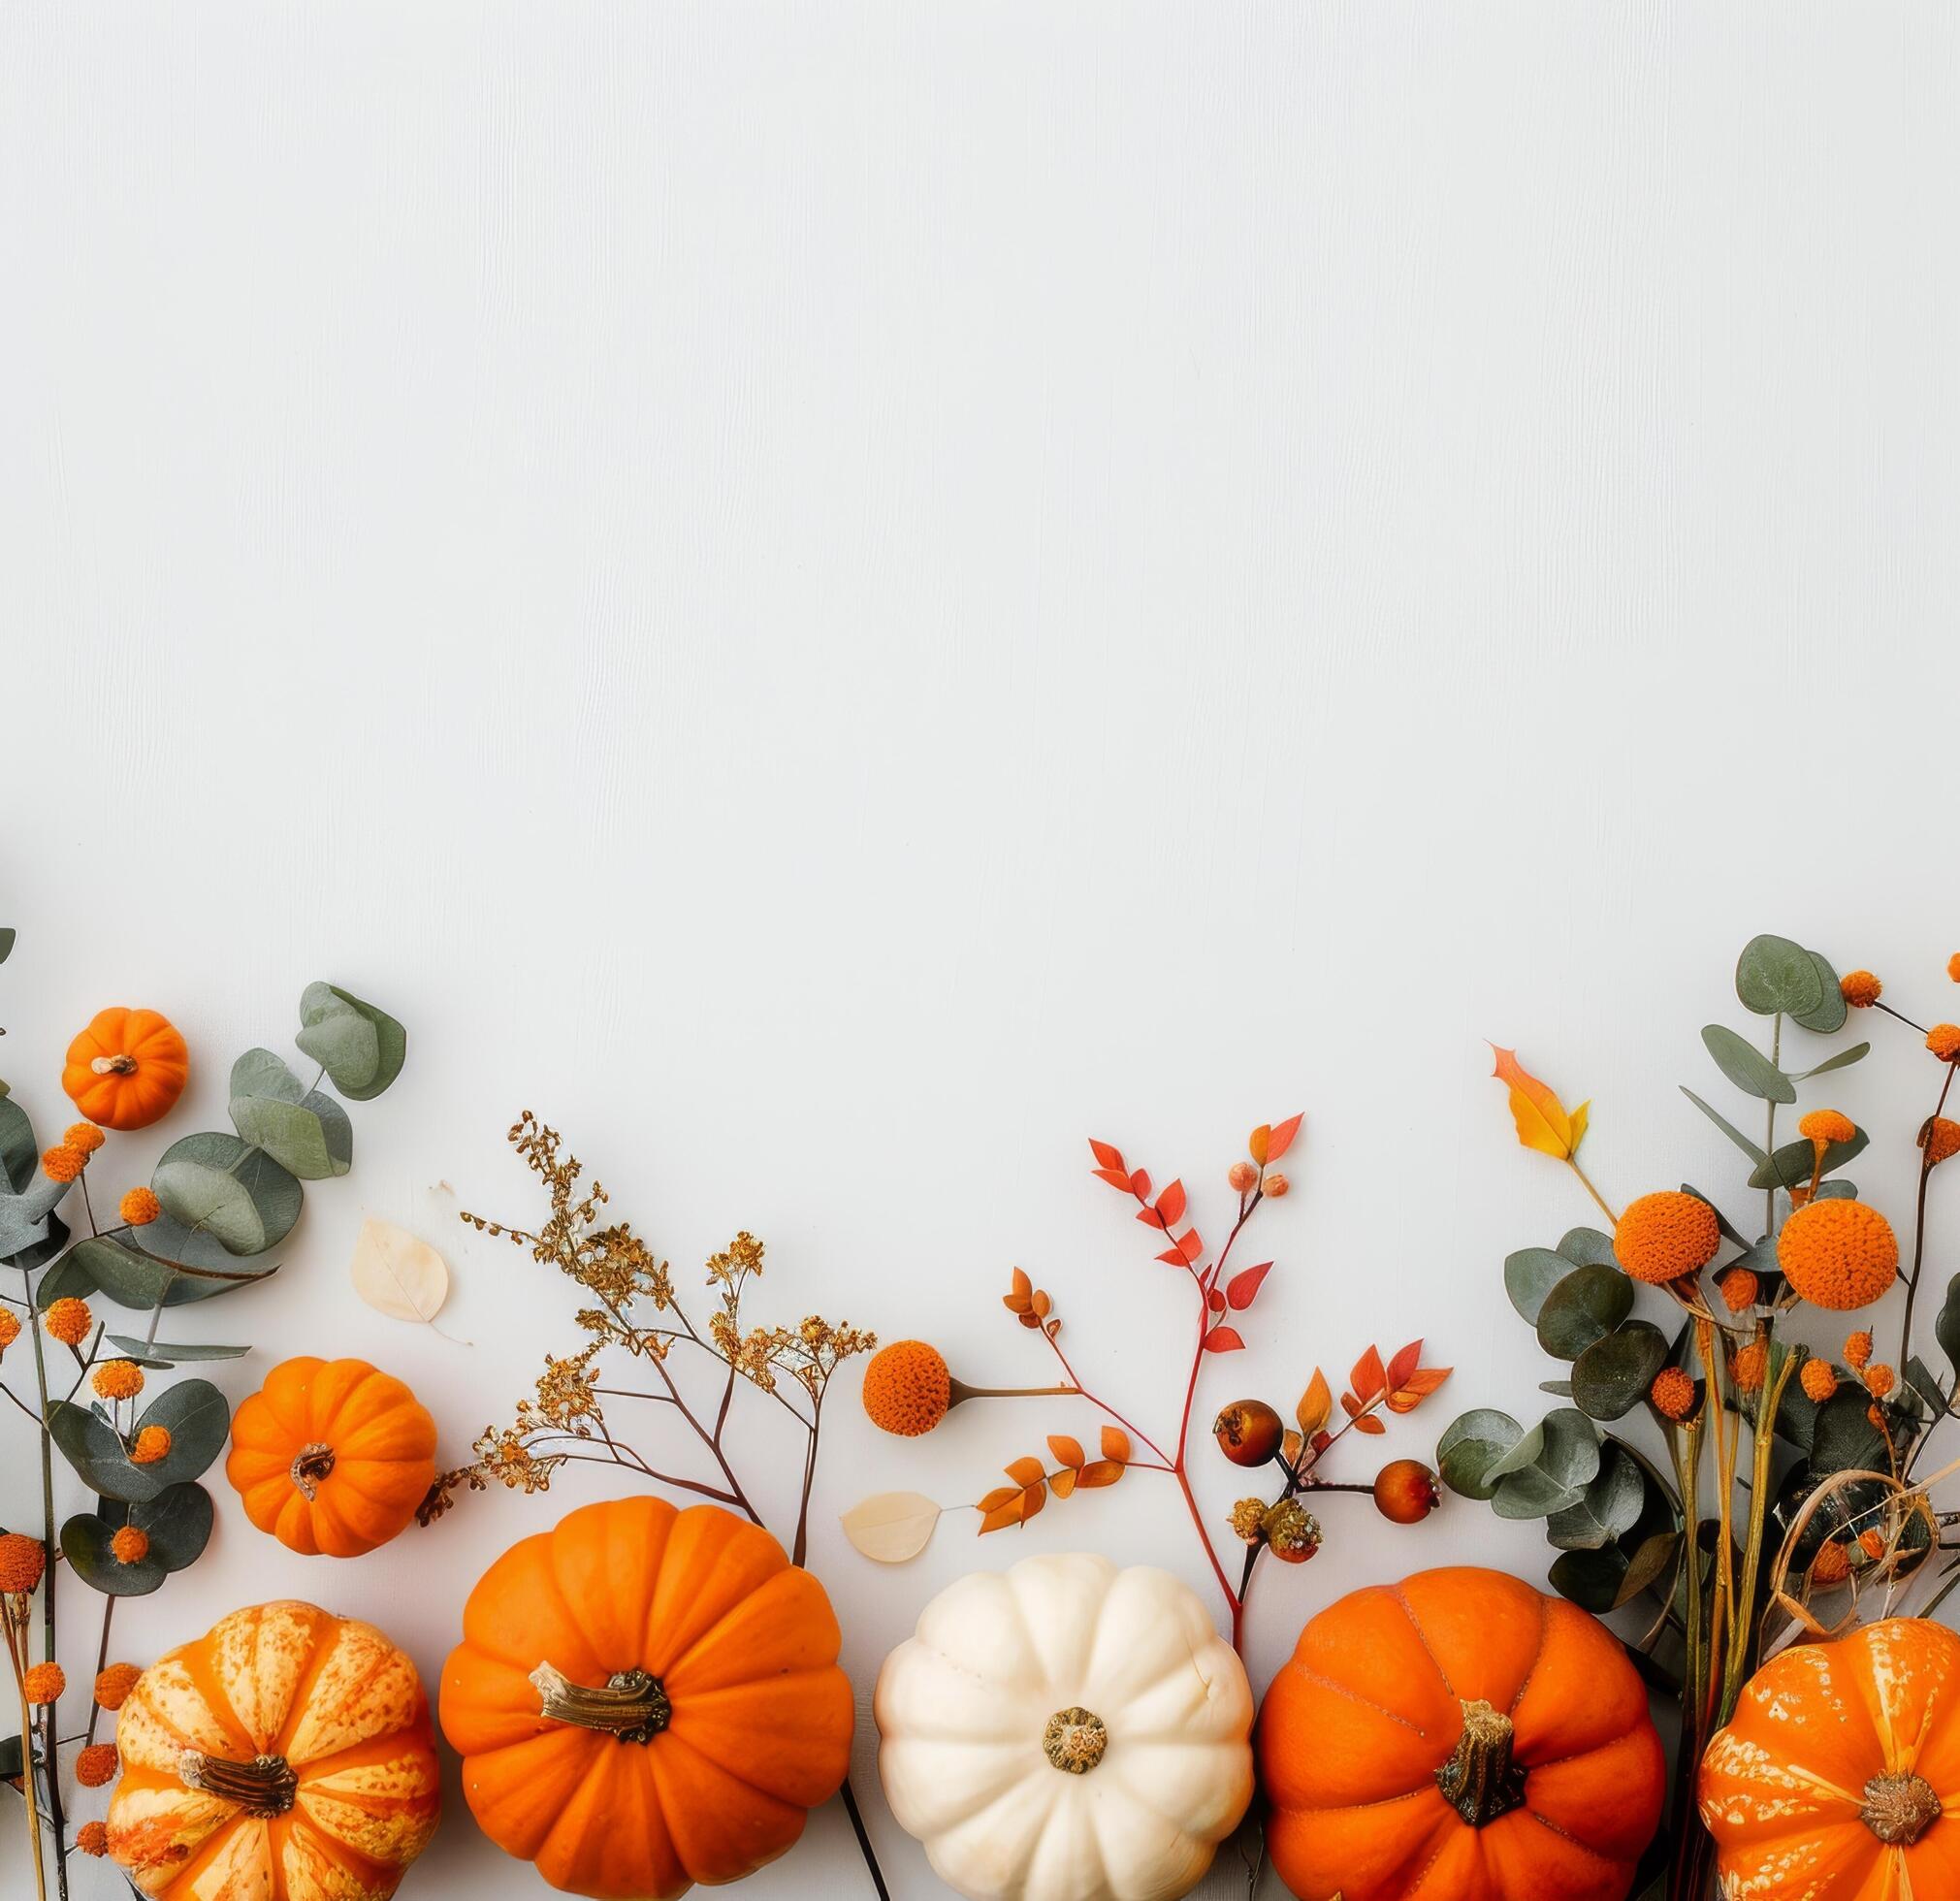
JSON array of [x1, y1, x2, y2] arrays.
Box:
[[62, 1485, 212, 1595]]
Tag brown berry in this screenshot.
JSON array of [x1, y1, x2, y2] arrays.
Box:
[[1212, 1400, 1284, 1467], [1262, 1172, 1290, 1198], [1371, 1459, 1441, 1525]]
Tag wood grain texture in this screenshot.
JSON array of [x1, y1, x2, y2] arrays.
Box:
[[4, 5, 1958, 1894]]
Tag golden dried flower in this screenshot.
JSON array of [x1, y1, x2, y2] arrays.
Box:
[[1615, 1191, 1720, 1284], [1719, 1269, 1759, 1314], [75, 1743, 118, 1788], [92, 1359, 145, 1402], [0, 1532, 46, 1594], [41, 1144, 85, 1183], [1841, 970, 1882, 1008], [22, 1662, 65, 1704], [109, 1527, 148, 1565], [119, 1186, 161, 1226], [1230, 1498, 1268, 1542], [44, 1297, 92, 1345], [1261, 1498, 1320, 1563], [1846, 1329, 1874, 1369], [93, 1663, 140, 1711], [1800, 1359, 1838, 1403], [1650, 1368, 1696, 1421], [130, 1425, 172, 1465]]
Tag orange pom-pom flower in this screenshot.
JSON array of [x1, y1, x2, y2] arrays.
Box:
[[1650, 1367, 1696, 1420], [862, 1340, 952, 1436], [76, 1822, 109, 1857], [1615, 1191, 1720, 1284], [1929, 1024, 1960, 1061], [1719, 1269, 1759, 1313], [1778, 1200, 1900, 1310], [92, 1359, 144, 1402], [130, 1425, 172, 1465], [1798, 1110, 1856, 1146], [118, 1186, 161, 1226], [109, 1527, 148, 1565], [22, 1662, 65, 1704], [1841, 970, 1882, 1008], [75, 1743, 118, 1788], [43, 1297, 92, 1346], [41, 1144, 84, 1183], [0, 1531, 46, 1594], [1800, 1359, 1838, 1403], [93, 1662, 140, 1710]]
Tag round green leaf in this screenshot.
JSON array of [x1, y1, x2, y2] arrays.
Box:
[[1492, 1466, 1586, 1520], [1549, 1544, 1630, 1613], [46, 1399, 154, 1502], [1571, 1320, 1670, 1421], [1436, 1409, 1527, 1501], [296, 983, 406, 1101], [1735, 934, 1825, 1017], [152, 1132, 301, 1257], [1535, 1407, 1604, 1492], [63, 1507, 164, 1595], [1556, 1227, 1618, 1269], [132, 1378, 231, 1487], [1546, 1443, 1645, 1550], [1504, 1248, 1572, 1325], [1792, 951, 1848, 1033], [1535, 1265, 1635, 1361], [230, 1090, 352, 1180], [230, 1047, 305, 1104]]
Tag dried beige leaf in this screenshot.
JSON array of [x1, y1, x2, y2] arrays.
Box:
[[840, 1492, 943, 1563], [351, 1215, 466, 1338]]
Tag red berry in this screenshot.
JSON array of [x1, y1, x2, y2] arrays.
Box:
[[1371, 1459, 1441, 1525]]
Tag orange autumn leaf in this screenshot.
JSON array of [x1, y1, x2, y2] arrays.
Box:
[[1004, 1455, 1045, 1489], [1049, 1467, 1076, 1498], [1076, 1460, 1123, 1488], [1386, 1366, 1453, 1414], [1265, 1112, 1303, 1161], [1349, 1344, 1386, 1405], [1047, 1434, 1086, 1469], [1297, 1369, 1332, 1436], [1490, 1045, 1590, 1161], [1099, 1426, 1130, 1464]]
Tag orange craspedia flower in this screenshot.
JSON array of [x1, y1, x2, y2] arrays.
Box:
[[1800, 1359, 1839, 1403], [1731, 1338, 1768, 1394], [1778, 1199, 1900, 1310], [41, 1144, 84, 1183], [109, 1527, 149, 1565], [861, 1339, 952, 1436], [91, 1359, 144, 1402], [43, 1297, 92, 1345], [1930, 1024, 1960, 1061], [1846, 1329, 1874, 1369], [1799, 1110, 1856, 1146], [1719, 1269, 1759, 1314], [118, 1185, 161, 1226], [76, 1821, 109, 1857], [93, 1662, 140, 1711], [0, 1308, 18, 1352], [22, 1662, 65, 1704], [1865, 1363, 1897, 1399], [130, 1425, 171, 1465], [0, 1531, 46, 1594], [1949, 953, 1960, 983], [1812, 1540, 1850, 1585], [1615, 1191, 1720, 1284], [1650, 1367, 1696, 1421], [74, 1743, 118, 1788], [1923, 1118, 1960, 1167], [62, 1122, 106, 1155], [1859, 1528, 1888, 1561], [1841, 970, 1882, 1008]]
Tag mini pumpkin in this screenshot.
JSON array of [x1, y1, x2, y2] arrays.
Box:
[[225, 1356, 438, 1558], [62, 1007, 189, 1131], [440, 1497, 852, 1900], [105, 1600, 440, 1898], [1260, 1565, 1663, 1901], [1699, 1617, 1960, 1895], [876, 1551, 1254, 1901]]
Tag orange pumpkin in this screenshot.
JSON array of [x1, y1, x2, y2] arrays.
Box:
[[1260, 1565, 1664, 1901], [1699, 1617, 1960, 1895], [440, 1497, 853, 1900], [105, 1600, 440, 1898], [225, 1356, 438, 1558], [62, 1007, 189, 1130]]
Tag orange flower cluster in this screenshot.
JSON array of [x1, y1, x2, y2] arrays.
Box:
[[74, 1744, 118, 1788], [1615, 1191, 1719, 1285], [1650, 1367, 1696, 1420], [22, 1661, 65, 1704], [110, 1527, 148, 1565], [1929, 1024, 1960, 1061], [92, 1359, 144, 1402], [861, 1340, 951, 1436], [1923, 1118, 1960, 1167], [1776, 1201, 1899, 1310], [43, 1296, 92, 1345], [119, 1185, 160, 1226], [1800, 1359, 1838, 1403], [40, 1144, 84, 1183], [1846, 1330, 1874, 1369], [1731, 1338, 1768, 1395], [0, 1308, 18, 1354], [0, 1530, 46, 1594], [1798, 1110, 1855, 1146], [93, 1662, 140, 1710], [131, 1425, 172, 1465], [1841, 970, 1882, 1008], [1719, 1269, 1759, 1314], [76, 1822, 109, 1857]]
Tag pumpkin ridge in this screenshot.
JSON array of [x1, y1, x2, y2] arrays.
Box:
[[663, 1671, 851, 1804], [1519, 1804, 1622, 1864], [271, 1609, 357, 1759], [1390, 1585, 1462, 1706], [662, 1564, 827, 1689], [1283, 1660, 1431, 1740], [642, 1509, 788, 1673], [1501, 1593, 1552, 1721], [180, 1621, 265, 1761]]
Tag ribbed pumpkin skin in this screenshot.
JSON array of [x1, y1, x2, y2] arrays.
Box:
[[105, 1600, 440, 1899], [225, 1357, 438, 1559], [1699, 1618, 1960, 1897], [440, 1497, 853, 1900], [62, 1006, 189, 1129], [1259, 1566, 1663, 1901]]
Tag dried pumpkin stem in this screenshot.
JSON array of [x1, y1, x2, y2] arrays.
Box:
[[88, 1054, 137, 1076], [530, 1661, 670, 1744], [1861, 1772, 1942, 1845], [1042, 1706, 1108, 1774], [288, 1442, 336, 1499], [177, 1750, 299, 1817], [1434, 1699, 1526, 1828]]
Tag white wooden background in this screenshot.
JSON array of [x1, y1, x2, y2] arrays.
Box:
[[6, 5, 1960, 1896]]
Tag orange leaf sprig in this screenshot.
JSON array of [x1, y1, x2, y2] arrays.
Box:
[[976, 1428, 1132, 1532]]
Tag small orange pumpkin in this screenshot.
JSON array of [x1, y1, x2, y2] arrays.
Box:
[[225, 1356, 437, 1558], [440, 1497, 853, 1900], [1260, 1565, 1664, 1901], [1699, 1617, 1960, 1895], [62, 1007, 189, 1130], [105, 1600, 440, 1897]]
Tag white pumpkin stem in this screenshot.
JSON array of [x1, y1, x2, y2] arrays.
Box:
[[177, 1750, 298, 1817], [289, 1442, 336, 1499], [1042, 1706, 1108, 1774], [1435, 1699, 1526, 1828], [530, 1660, 670, 1744], [1861, 1772, 1941, 1846]]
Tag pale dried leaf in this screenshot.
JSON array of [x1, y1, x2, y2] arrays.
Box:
[[840, 1492, 942, 1563], [350, 1216, 461, 1335]]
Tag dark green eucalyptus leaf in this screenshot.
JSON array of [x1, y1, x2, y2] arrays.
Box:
[[0, 1095, 36, 1192], [1540, 1380, 1574, 1397], [1792, 951, 1848, 1033], [1735, 934, 1825, 1017], [1815, 1180, 1858, 1202], [45, 1400, 155, 1503], [1702, 1024, 1796, 1105], [132, 1379, 231, 1487], [1436, 1410, 1528, 1500], [1505, 1247, 1573, 1325], [0, 1732, 22, 1784], [1556, 1227, 1618, 1269], [1547, 1445, 1646, 1550], [1809, 1387, 1890, 1479], [40, 1233, 271, 1311], [0, 1169, 70, 1257], [4, 1207, 68, 1274], [1571, 1320, 1670, 1421], [296, 983, 406, 1101], [1548, 1544, 1628, 1612], [1535, 1407, 1604, 1491], [1493, 1466, 1587, 1520], [1749, 1128, 1868, 1192], [62, 1483, 212, 1595], [0, 927, 14, 966], [1680, 1087, 1767, 1166], [1613, 1529, 1683, 1608], [1536, 1265, 1634, 1361]]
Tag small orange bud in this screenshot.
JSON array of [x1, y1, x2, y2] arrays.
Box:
[[75, 1743, 118, 1788], [1650, 1367, 1696, 1421], [1262, 1172, 1290, 1199], [0, 1309, 18, 1353], [1841, 970, 1882, 1008], [43, 1297, 93, 1346], [109, 1527, 148, 1565], [1930, 1024, 1960, 1061], [1949, 953, 1960, 983], [22, 1662, 65, 1704], [1228, 1161, 1258, 1194], [1798, 1110, 1855, 1146], [92, 1359, 145, 1402], [41, 1144, 84, 1183], [93, 1663, 140, 1711], [63, 1123, 106, 1154], [1719, 1269, 1759, 1313], [1923, 1118, 1960, 1168], [1731, 1338, 1768, 1395], [118, 1186, 161, 1226], [130, 1425, 172, 1465], [1865, 1363, 1896, 1399], [0, 1531, 46, 1594], [1845, 1330, 1874, 1369], [1800, 1359, 1838, 1403], [76, 1822, 109, 1857]]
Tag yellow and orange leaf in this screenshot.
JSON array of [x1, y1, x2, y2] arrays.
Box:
[[1049, 1467, 1076, 1498], [1297, 1369, 1332, 1436], [1386, 1366, 1453, 1414], [1076, 1460, 1123, 1488], [1099, 1426, 1130, 1464], [1489, 1044, 1589, 1161], [1004, 1455, 1045, 1488], [1047, 1434, 1085, 1469]]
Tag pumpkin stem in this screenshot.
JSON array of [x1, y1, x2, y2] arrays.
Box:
[[530, 1661, 670, 1744], [1042, 1706, 1108, 1773], [289, 1442, 337, 1499], [177, 1751, 299, 1817], [1435, 1698, 1527, 1829], [90, 1054, 138, 1076], [1861, 1772, 1942, 1846]]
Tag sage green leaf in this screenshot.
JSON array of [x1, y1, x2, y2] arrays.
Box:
[[230, 1047, 305, 1104], [1556, 1227, 1618, 1269], [1614, 1530, 1683, 1608], [1792, 952, 1848, 1034], [1736, 934, 1825, 1017], [1548, 1545, 1629, 1612], [1680, 1087, 1768, 1166], [1937, 1274, 1960, 1379], [0, 1171, 69, 1256], [1535, 1407, 1604, 1492], [106, 1337, 248, 1364], [125, 1379, 230, 1487], [1436, 1409, 1528, 1500], [1540, 1380, 1574, 1397], [63, 1484, 212, 1595], [1790, 1041, 1870, 1082], [229, 1090, 351, 1180], [41, 1234, 272, 1312], [297, 983, 405, 1101], [0, 1094, 35, 1192], [1571, 1320, 1669, 1421], [1749, 1128, 1868, 1192], [1702, 1024, 1796, 1105], [1504, 1248, 1572, 1325], [45, 1400, 150, 1501], [152, 1133, 301, 1257], [1492, 1466, 1586, 1520], [1547, 1444, 1646, 1550], [1536, 1265, 1634, 1361], [1483, 1420, 1550, 1483]]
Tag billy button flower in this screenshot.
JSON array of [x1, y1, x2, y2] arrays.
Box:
[[1730, 1337, 1769, 1395], [63, 1122, 105, 1155], [1949, 953, 1960, 983], [1719, 1269, 1759, 1314], [43, 1296, 93, 1346], [118, 1185, 161, 1227], [1846, 1330, 1874, 1369], [75, 1822, 109, 1858], [1921, 1118, 1960, 1168], [0, 1307, 18, 1356], [1614, 1191, 1720, 1285], [1799, 1109, 1855, 1147], [1811, 1541, 1850, 1585], [130, 1425, 172, 1465], [74, 1743, 117, 1788], [1800, 1359, 1838, 1403], [0, 1530, 46, 1595], [1777, 1201, 1900, 1310], [40, 1144, 85, 1183], [1929, 1024, 1960, 1062], [1650, 1368, 1697, 1421], [93, 1663, 140, 1711], [1841, 970, 1882, 1008], [92, 1359, 145, 1402], [21, 1662, 64, 1705], [1865, 1363, 1897, 1400], [860, 1339, 1070, 1437], [109, 1527, 148, 1565]]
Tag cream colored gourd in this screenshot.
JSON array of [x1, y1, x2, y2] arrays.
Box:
[[875, 1552, 1253, 1901]]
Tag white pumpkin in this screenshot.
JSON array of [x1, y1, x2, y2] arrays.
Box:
[[875, 1552, 1254, 1901]]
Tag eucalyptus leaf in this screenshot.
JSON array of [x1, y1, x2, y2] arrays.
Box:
[[1548, 1544, 1629, 1613], [1938, 1273, 1960, 1379], [1702, 1024, 1796, 1105], [0, 1171, 70, 1256], [297, 983, 405, 1101], [0, 926, 14, 965], [152, 1132, 300, 1256], [1547, 1444, 1646, 1550], [62, 1483, 212, 1594], [1680, 1087, 1768, 1166], [1483, 1420, 1550, 1483], [1493, 1466, 1587, 1520], [1791, 1041, 1869, 1082], [1504, 1248, 1572, 1325], [1556, 1227, 1618, 1269], [1809, 1387, 1890, 1480], [1436, 1409, 1528, 1501], [106, 1336, 248, 1364], [230, 1047, 306, 1104], [1614, 1529, 1683, 1608], [229, 1090, 351, 1180], [1571, 1320, 1670, 1421], [1749, 1128, 1868, 1192], [1536, 1265, 1634, 1361], [132, 1379, 231, 1488], [45, 1400, 147, 1500], [40, 1233, 270, 1312], [1792, 951, 1848, 1033], [1535, 1406, 1604, 1491], [1735, 934, 1824, 1017], [0, 1094, 35, 1192]]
